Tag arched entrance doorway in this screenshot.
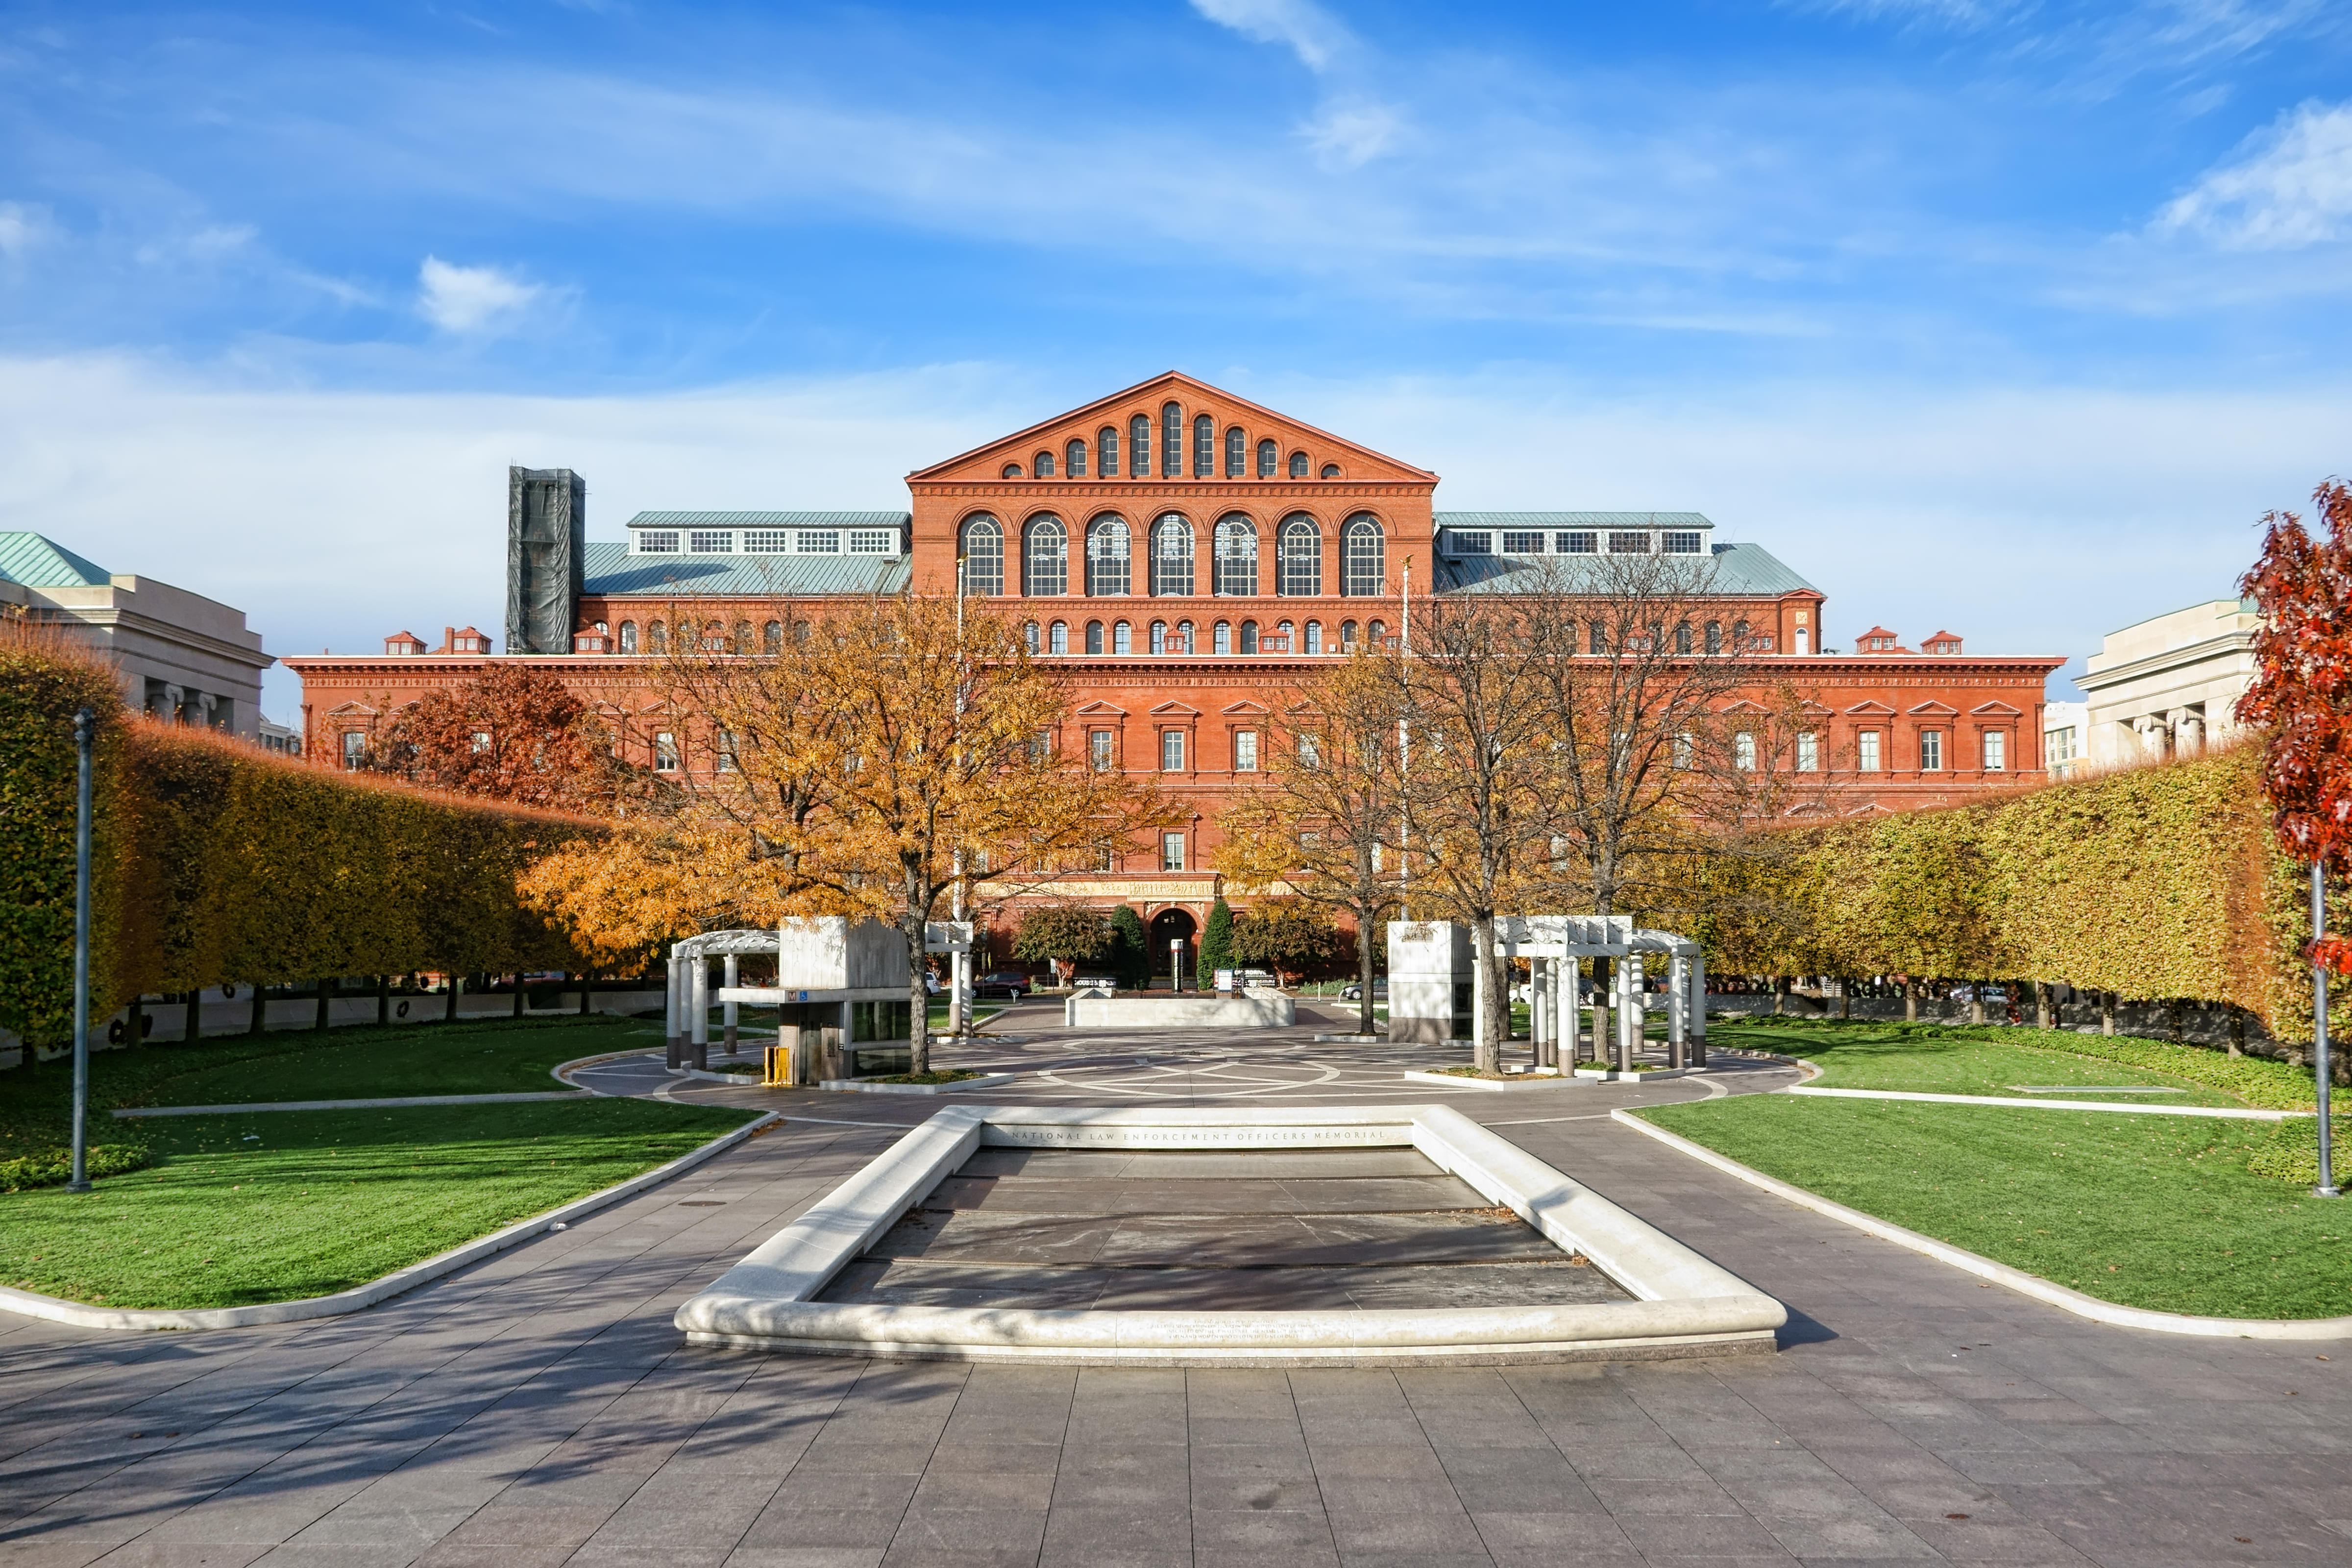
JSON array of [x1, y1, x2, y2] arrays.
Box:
[[1148, 907, 1198, 990]]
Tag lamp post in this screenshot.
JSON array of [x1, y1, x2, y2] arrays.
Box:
[[2317, 859, 2340, 1199], [1171, 938, 1184, 994], [67, 707, 94, 1195]]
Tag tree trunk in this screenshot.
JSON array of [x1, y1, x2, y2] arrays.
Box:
[[1355, 911, 1377, 1037], [1470, 911, 1502, 1076], [2100, 992, 2116, 1035], [1969, 983, 1985, 1026], [1772, 976, 1786, 1017], [444, 975, 460, 1024], [580, 970, 595, 1017], [184, 989, 202, 1044], [1592, 956, 1613, 1071], [2229, 1005, 2245, 1057], [2168, 998, 2184, 1044], [248, 983, 267, 1034], [906, 913, 932, 1077], [2036, 981, 2054, 1030], [315, 977, 333, 1031], [377, 974, 391, 1028], [1903, 979, 1918, 1022], [1836, 980, 1850, 1020]]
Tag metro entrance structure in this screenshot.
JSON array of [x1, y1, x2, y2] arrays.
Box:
[[1389, 916, 1707, 1070]]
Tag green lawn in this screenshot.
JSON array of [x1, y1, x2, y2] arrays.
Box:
[[0, 1097, 759, 1309], [1638, 1095, 2352, 1319]]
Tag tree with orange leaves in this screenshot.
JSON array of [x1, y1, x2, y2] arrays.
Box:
[[363, 662, 656, 814]]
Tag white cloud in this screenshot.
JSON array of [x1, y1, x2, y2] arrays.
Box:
[[416, 255, 549, 334], [2158, 100, 2352, 248], [1187, 0, 1353, 72], [0, 201, 57, 260], [1304, 97, 1403, 168]]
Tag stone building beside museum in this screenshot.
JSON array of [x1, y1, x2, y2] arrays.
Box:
[[285, 373, 2063, 962]]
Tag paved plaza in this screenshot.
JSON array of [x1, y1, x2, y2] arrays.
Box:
[[3, 1006, 2348, 1566]]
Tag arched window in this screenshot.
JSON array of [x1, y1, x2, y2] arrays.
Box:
[[1225, 426, 1246, 477], [962, 515, 1004, 595], [792, 620, 810, 644], [1049, 620, 1069, 654], [1368, 618, 1386, 648], [1674, 623, 1692, 655], [1258, 439, 1277, 477], [1131, 414, 1152, 477], [1304, 620, 1323, 655], [1024, 515, 1068, 595], [1150, 620, 1167, 655], [732, 620, 752, 651], [1025, 621, 1040, 654], [1733, 619, 1750, 650], [1086, 515, 1131, 596], [1213, 514, 1258, 596], [1098, 426, 1120, 477], [648, 619, 667, 653], [1151, 513, 1194, 596], [763, 620, 783, 653], [703, 619, 726, 651], [1241, 620, 1259, 654], [1194, 414, 1215, 476], [1275, 619, 1295, 652], [1035, 450, 1056, 478], [1176, 620, 1194, 654], [1113, 620, 1132, 654], [1339, 620, 1357, 650], [1066, 439, 1087, 478], [1341, 514, 1384, 597], [1161, 403, 1183, 477], [1002, 463, 1024, 478], [1320, 463, 1340, 478], [1278, 514, 1322, 596], [618, 621, 638, 654], [1289, 450, 1309, 477], [1085, 620, 1104, 654], [1705, 620, 1722, 655], [1214, 621, 1232, 654]]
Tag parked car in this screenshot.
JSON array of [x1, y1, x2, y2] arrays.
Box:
[[1070, 976, 1119, 992], [974, 972, 1030, 999], [1340, 980, 1389, 1001]]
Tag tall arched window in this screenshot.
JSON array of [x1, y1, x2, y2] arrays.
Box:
[[1066, 439, 1087, 478], [1049, 621, 1069, 654], [1034, 450, 1056, 478], [1113, 620, 1132, 655], [1151, 514, 1194, 596], [1150, 620, 1167, 655], [1131, 414, 1152, 477], [1368, 619, 1387, 648], [648, 620, 667, 653], [1275, 620, 1295, 651], [1213, 514, 1258, 597], [961, 515, 1004, 595], [1176, 620, 1195, 654], [1193, 414, 1215, 477], [1214, 621, 1232, 654], [1304, 621, 1323, 654], [732, 620, 752, 651], [1289, 450, 1309, 477], [1098, 426, 1120, 477], [1341, 514, 1384, 597], [1025, 515, 1068, 595], [1278, 514, 1322, 596], [618, 621, 638, 654], [1258, 439, 1277, 477], [1705, 621, 1723, 655], [1161, 403, 1183, 477], [1240, 620, 1259, 654], [1085, 620, 1104, 654], [1225, 426, 1246, 477], [763, 620, 783, 653], [1339, 620, 1357, 650], [1025, 621, 1040, 654], [1674, 623, 1692, 654], [1086, 515, 1131, 596]]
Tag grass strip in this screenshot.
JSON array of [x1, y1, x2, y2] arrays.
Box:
[[1636, 1096, 2352, 1320], [0, 1097, 759, 1309]]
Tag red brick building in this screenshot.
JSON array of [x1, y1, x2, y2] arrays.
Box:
[[286, 373, 2061, 960]]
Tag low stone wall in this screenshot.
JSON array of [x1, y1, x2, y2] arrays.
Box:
[[1064, 991, 1296, 1029]]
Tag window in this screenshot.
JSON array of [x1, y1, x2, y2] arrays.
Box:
[[1003, 463, 1024, 478], [1151, 514, 1194, 595], [1086, 515, 1131, 596], [1320, 463, 1340, 478], [1304, 620, 1323, 654], [743, 529, 788, 553], [1214, 620, 1231, 654], [1661, 531, 1702, 554], [1194, 414, 1215, 476], [1225, 425, 1246, 477], [961, 516, 1004, 595], [1099, 426, 1120, 477], [2046, 726, 2077, 764], [1298, 734, 1320, 769], [1735, 732, 1757, 770], [1066, 438, 1087, 478], [1174, 619, 1194, 654], [797, 530, 840, 554], [689, 530, 733, 553], [1502, 531, 1544, 555], [732, 620, 752, 651], [342, 730, 365, 769], [1090, 730, 1115, 770], [1023, 515, 1067, 595], [1035, 449, 1056, 478], [1161, 832, 1187, 872], [1025, 621, 1041, 654], [1274, 619, 1294, 652], [1162, 403, 1183, 476], [1559, 531, 1596, 554], [1732, 619, 1750, 650], [1983, 730, 2006, 770], [1858, 731, 1881, 771], [1049, 621, 1068, 654], [1150, 620, 1167, 654], [1338, 515, 1382, 597], [1673, 731, 1693, 770], [1129, 413, 1150, 477], [1279, 514, 1322, 595], [1240, 620, 1259, 654], [1161, 730, 1185, 771], [763, 620, 783, 653], [1797, 731, 1819, 772], [1289, 450, 1309, 477], [1086, 620, 1104, 654], [1257, 438, 1277, 477], [1214, 514, 1258, 596], [1451, 530, 1493, 555], [1588, 622, 1605, 655], [1920, 729, 1944, 770], [1339, 619, 1357, 650], [1608, 531, 1651, 554], [618, 621, 638, 654], [1113, 620, 1132, 654], [648, 620, 667, 653], [716, 730, 738, 773], [1704, 620, 1722, 655], [849, 530, 897, 555], [1794, 625, 1809, 654], [655, 732, 679, 773], [1235, 730, 1259, 771], [1367, 618, 1386, 647], [1674, 623, 1692, 654], [636, 531, 681, 556]]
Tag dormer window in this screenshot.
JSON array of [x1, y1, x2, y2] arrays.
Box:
[[1661, 531, 1702, 554], [1607, 531, 1651, 554], [743, 529, 790, 552], [1451, 531, 1493, 555], [636, 531, 680, 554], [1035, 450, 1056, 478], [689, 530, 734, 554], [796, 531, 840, 554], [1320, 463, 1340, 478], [1559, 531, 1597, 554], [1003, 463, 1025, 478], [1502, 531, 1544, 555]]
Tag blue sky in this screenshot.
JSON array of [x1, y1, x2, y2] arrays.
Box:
[[2, 0, 2348, 718]]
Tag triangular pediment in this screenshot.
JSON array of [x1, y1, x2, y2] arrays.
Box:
[[906, 372, 1439, 487], [1148, 701, 1201, 717], [1970, 701, 2023, 716], [1221, 700, 1272, 716], [1074, 700, 1128, 717], [325, 701, 377, 717], [1907, 701, 1960, 717], [1844, 701, 1896, 717]]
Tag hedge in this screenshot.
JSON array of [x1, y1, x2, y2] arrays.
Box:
[[0, 629, 601, 1048]]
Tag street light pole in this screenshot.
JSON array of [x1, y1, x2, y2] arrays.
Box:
[[67, 707, 94, 1195], [2316, 858, 2340, 1199]]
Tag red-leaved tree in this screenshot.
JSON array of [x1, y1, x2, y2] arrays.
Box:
[[2238, 479, 2352, 974], [366, 664, 649, 813]]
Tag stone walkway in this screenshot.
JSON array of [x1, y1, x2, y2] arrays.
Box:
[[3, 1039, 2348, 1566]]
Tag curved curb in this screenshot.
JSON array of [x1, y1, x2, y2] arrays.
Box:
[[1787, 1085, 2298, 1120], [552, 1048, 667, 1090], [1611, 1107, 2352, 1341], [0, 1111, 781, 1334], [1399, 1070, 1582, 1093]]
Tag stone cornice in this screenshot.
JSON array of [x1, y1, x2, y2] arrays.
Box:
[[912, 482, 1434, 505]]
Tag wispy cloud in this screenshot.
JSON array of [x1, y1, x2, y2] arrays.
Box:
[[417, 256, 551, 334], [2158, 99, 2352, 247], [1187, 0, 1353, 73], [0, 201, 58, 260]]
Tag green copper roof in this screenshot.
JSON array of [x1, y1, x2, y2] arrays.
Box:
[[583, 541, 911, 597], [624, 511, 911, 530], [1434, 511, 1714, 530], [1437, 542, 1817, 597], [0, 532, 110, 588]]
